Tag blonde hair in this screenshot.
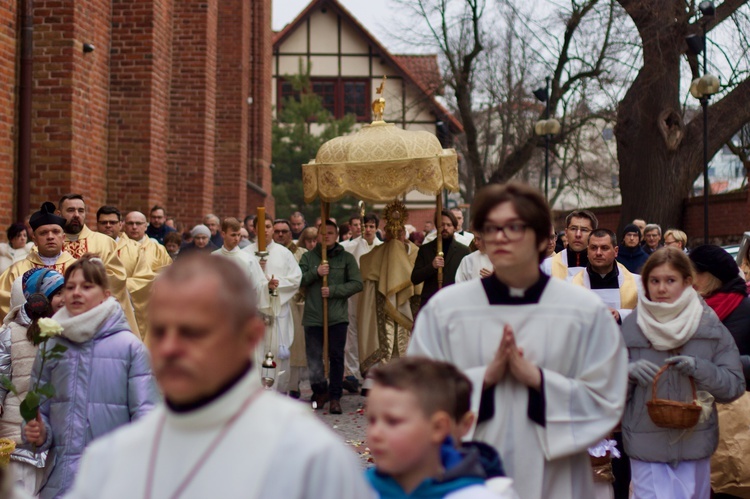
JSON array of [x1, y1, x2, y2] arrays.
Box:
[[664, 229, 687, 248]]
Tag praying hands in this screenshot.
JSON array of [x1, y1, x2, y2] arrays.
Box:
[[483, 324, 542, 391]]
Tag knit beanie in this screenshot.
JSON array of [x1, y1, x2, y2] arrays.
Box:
[[622, 224, 641, 241], [689, 245, 740, 284], [191, 224, 211, 238], [22, 268, 65, 300]]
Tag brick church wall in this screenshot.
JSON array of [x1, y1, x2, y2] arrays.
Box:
[[0, 0, 16, 229]]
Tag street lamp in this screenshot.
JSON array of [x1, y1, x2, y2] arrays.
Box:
[[686, 1, 719, 244], [533, 77, 561, 200]]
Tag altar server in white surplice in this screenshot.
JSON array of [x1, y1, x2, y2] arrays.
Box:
[[342, 213, 382, 388], [408, 183, 628, 499], [244, 214, 302, 393], [455, 233, 492, 283], [212, 218, 268, 309], [65, 254, 371, 499]]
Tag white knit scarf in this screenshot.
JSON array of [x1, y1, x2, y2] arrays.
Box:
[[53, 296, 120, 344], [636, 286, 704, 351]]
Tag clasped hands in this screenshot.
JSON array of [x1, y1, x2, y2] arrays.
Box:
[[483, 324, 541, 391], [628, 356, 697, 387]]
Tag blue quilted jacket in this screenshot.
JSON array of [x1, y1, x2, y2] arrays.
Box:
[[28, 297, 158, 498]]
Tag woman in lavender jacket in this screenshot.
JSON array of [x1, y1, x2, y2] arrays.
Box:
[[23, 255, 158, 499]]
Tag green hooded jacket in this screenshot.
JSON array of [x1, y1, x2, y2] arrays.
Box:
[[299, 242, 363, 327]]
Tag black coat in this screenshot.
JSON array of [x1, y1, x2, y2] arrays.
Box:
[[616, 245, 649, 274], [411, 237, 471, 307], [716, 279, 750, 388]]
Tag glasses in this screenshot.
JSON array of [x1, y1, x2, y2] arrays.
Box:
[[567, 226, 592, 234], [481, 222, 528, 241]]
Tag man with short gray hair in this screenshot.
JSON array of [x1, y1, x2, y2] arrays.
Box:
[[204, 213, 223, 248], [66, 253, 371, 498], [643, 224, 662, 255]]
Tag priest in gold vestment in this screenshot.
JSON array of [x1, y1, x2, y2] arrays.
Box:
[[57, 194, 139, 336], [357, 201, 422, 386], [0, 203, 76, 316]]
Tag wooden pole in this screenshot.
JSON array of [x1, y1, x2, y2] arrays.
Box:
[[321, 202, 329, 377], [436, 193, 444, 289]]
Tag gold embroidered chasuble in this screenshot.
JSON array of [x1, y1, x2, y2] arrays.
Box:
[[0, 250, 76, 317], [63, 226, 140, 337], [127, 237, 172, 339], [357, 239, 422, 373]]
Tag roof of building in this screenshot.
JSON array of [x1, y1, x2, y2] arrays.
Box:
[[273, 0, 463, 133]]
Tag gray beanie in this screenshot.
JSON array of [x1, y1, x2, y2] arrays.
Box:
[[191, 224, 211, 238]]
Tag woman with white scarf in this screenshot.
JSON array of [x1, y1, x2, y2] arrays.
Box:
[[621, 247, 745, 498]]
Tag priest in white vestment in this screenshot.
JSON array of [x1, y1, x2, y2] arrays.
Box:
[[408, 183, 627, 499], [244, 215, 302, 393], [65, 254, 371, 499], [342, 213, 383, 388]]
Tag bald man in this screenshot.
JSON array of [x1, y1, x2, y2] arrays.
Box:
[[123, 211, 172, 339], [67, 254, 371, 498]]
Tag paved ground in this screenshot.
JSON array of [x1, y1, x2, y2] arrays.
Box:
[[298, 381, 373, 468]]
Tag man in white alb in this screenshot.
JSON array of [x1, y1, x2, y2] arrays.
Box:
[[408, 182, 627, 499], [455, 233, 492, 283], [244, 213, 302, 393], [212, 217, 268, 306], [65, 254, 371, 498]]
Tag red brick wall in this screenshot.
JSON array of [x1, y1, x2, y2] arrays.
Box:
[[30, 0, 110, 226], [247, 0, 273, 215], [214, 0, 249, 219], [107, 0, 173, 214], [167, 0, 219, 227], [0, 0, 16, 228]]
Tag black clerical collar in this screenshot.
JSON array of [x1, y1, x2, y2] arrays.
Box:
[[166, 361, 252, 413], [586, 264, 619, 289], [481, 273, 549, 305], [566, 248, 588, 268]]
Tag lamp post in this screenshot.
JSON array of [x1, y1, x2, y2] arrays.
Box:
[[533, 77, 561, 200], [686, 1, 718, 244]]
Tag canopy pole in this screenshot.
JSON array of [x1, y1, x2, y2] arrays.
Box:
[[436, 193, 443, 289], [321, 201, 330, 377]]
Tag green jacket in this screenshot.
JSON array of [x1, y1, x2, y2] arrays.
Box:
[[299, 242, 363, 327]]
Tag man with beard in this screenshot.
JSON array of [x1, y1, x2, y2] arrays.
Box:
[[0, 202, 77, 316], [56, 194, 139, 336], [411, 209, 470, 308], [541, 209, 598, 280], [66, 254, 371, 498], [145, 205, 176, 245]]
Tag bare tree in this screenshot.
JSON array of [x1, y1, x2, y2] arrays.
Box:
[[615, 0, 750, 231]]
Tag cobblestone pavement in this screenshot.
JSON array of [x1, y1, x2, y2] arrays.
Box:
[[298, 382, 373, 468]]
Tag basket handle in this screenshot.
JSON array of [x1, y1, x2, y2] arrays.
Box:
[[651, 364, 698, 403]]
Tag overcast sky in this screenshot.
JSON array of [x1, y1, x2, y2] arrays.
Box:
[[273, 0, 400, 50]]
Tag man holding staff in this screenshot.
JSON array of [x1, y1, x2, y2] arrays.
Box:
[[299, 220, 362, 414]]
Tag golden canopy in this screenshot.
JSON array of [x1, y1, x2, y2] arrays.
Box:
[[302, 121, 459, 203]]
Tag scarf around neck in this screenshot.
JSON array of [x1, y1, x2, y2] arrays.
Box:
[[636, 286, 704, 351]]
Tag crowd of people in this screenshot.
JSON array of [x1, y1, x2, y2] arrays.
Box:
[[0, 182, 748, 498]]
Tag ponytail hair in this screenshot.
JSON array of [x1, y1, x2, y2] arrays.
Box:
[[25, 293, 53, 344]]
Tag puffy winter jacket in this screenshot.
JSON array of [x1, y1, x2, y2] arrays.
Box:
[[29, 297, 158, 498], [621, 304, 745, 464], [299, 242, 362, 327]]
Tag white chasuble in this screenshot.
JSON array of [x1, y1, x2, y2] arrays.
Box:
[[408, 277, 628, 499]]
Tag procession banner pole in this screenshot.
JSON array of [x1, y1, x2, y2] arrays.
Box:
[[321, 201, 330, 377], [436, 193, 444, 289]]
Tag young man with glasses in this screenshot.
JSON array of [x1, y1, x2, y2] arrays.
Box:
[[408, 182, 627, 499], [541, 209, 598, 280]]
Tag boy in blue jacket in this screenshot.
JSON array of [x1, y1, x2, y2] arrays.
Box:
[[365, 357, 517, 498]]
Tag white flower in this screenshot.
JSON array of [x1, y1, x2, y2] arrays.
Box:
[[37, 318, 64, 338]]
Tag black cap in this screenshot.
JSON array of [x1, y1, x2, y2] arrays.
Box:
[[689, 245, 740, 284], [622, 224, 641, 240], [29, 202, 66, 231]]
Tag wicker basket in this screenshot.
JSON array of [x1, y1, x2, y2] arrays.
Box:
[[646, 364, 702, 429], [0, 438, 16, 467]]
